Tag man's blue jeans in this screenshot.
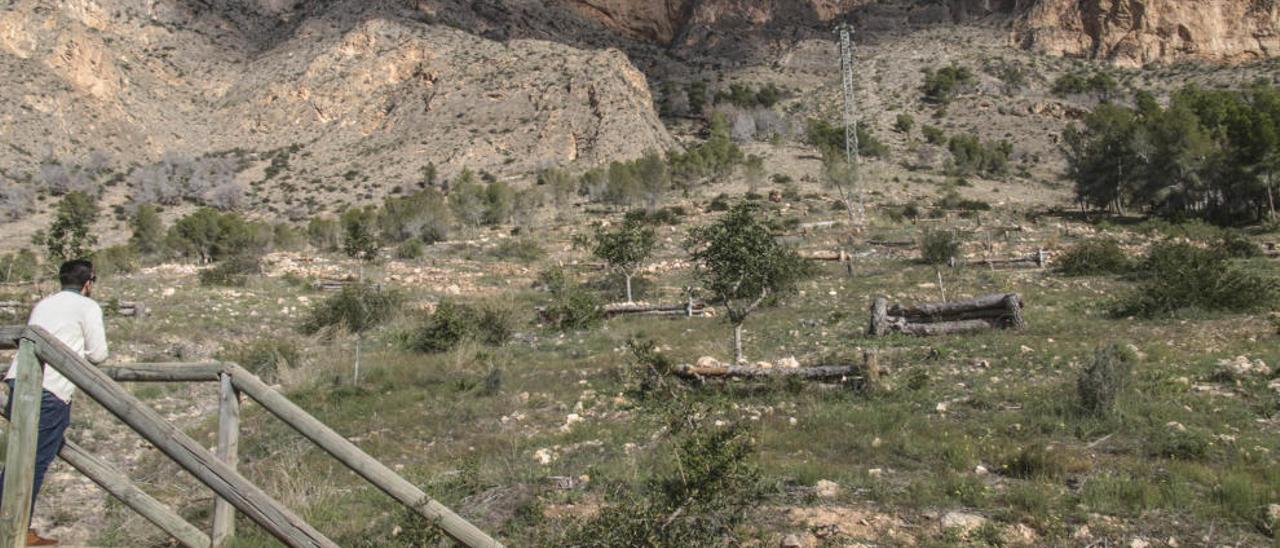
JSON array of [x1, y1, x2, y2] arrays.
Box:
[[0, 379, 72, 519]]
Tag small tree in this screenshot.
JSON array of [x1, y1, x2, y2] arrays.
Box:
[[592, 218, 657, 303], [130, 204, 165, 256], [43, 191, 99, 264], [688, 203, 810, 363], [341, 207, 380, 265], [743, 154, 766, 194]]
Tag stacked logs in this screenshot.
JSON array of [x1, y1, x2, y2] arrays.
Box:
[[868, 293, 1025, 337]]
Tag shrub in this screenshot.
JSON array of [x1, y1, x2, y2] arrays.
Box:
[[1220, 230, 1260, 258], [920, 229, 960, 265], [1077, 343, 1136, 416], [0, 250, 38, 283], [198, 253, 262, 287], [129, 204, 166, 256], [378, 188, 451, 244], [922, 125, 946, 145], [560, 408, 761, 546], [921, 64, 975, 105], [300, 284, 401, 334], [223, 338, 301, 383], [93, 245, 140, 277], [804, 119, 887, 159], [489, 238, 546, 264], [395, 238, 425, 260], [538, 267, 602, 332], [1000, 445, 1090, 481], [307, 217, 341, 251], [947, 133, 1013, 176], [167, 209, 267, 263], [1055, 239, 1133, 276], [406, 300, 514, 353], [1112, 242, 1278, 317], [894, 113, 915, 134]]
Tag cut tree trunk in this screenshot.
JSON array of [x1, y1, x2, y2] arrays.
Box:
[[733, 323, 744, 365], [673, 364, 857, 380], [870, 293, 1025, 337]]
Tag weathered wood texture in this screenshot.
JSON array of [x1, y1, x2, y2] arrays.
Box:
[[0, 339, 41, 548], [802, 250, 850, 263], [0, 391, 209, 548], [25, 326, 337, 548], [601, 300, 709, 318], [0, 362, 223, 383], [225, 364, 503, 548], [870, 293, 1025, 337], [0, 326, 22, 349], [952, 249, 1047, 269], [212, 373, 241, 547], [674, 364, 857, 380]]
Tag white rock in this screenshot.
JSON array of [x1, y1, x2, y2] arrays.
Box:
[[940, 511, 986, 533], [697, 356, 722, 368], [974, 464, 989, 475], [162, 287, 176, 297], [777, 356, 801, 369], [533, 448, 556, 465], [1216, 355, 1270, 378], [814, 479, 841, 498], [755, 361, 773, 369], [780, 533, 804, 548], [1129, 538, 1149, 548]]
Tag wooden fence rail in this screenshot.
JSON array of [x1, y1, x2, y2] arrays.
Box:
[[0, 325, 501, 548]]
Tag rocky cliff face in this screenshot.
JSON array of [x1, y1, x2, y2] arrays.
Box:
[[1014, 0, 1280, 66], [0, 0, 672, 191]]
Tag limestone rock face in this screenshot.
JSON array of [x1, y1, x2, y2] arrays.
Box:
[[1014, 0, 1280, 66]]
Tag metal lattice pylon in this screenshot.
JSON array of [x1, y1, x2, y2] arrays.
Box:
[[836, 23, 866, 225]]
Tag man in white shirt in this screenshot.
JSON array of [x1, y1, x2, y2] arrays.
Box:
[[1, 259, 107, 546]]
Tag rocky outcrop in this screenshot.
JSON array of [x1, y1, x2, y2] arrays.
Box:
[[1014, 0, 1280, 66]]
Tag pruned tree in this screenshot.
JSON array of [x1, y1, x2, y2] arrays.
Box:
[[592, 218, 656, 303], [687, 202, 811, 364]]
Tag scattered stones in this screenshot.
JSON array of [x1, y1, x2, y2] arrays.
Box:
[[1216, 355, 1270, 379]]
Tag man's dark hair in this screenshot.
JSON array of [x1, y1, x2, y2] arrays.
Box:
[[59, 259, 95, 289]]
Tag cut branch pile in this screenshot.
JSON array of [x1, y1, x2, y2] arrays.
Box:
[[868, 293, 1025, 337]]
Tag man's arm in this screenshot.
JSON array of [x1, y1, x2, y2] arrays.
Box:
[[84, 303, 109, 365]]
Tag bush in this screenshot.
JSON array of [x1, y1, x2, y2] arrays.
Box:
[[307, 218, 341, 251], [223, 338, 301, 383], [921, 64, 975, 105], [395, 238, 426, 260], [301, 284, 401, 334], [1112, 242, 1279, 317], [1077, 343, 1136, 416], [489, 238, 546, 263], [378, 188, 451, 244], [560, 407, 761, 546], [1220, 230, 1260, 258], [922, 125, 946, 145], [0, 250, 38, 283], [93, 245, 140, 277], [130, 204, 166, 256], [198, 253, 262, 287], [1055, 239, 1133, 276], [406, 300, 514, 353], [920, 230, 960, 265], [894, 113, 915, 134], [538, 267, 602, 332]]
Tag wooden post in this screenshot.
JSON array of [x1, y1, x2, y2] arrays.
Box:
[[0, 390, 211, 548], [212, 372, 240, 547], [225, 364, 503, 548], [0, 338, 41, 548], [868, 296, 890, 337], [25, 327, 338, 548]]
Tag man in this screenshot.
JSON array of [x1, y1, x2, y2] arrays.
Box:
[[1, 259, 107, 546]]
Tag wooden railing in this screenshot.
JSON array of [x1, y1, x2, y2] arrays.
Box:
[[0, 325, 501, 548]]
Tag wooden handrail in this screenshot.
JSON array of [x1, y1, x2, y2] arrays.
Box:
[[0, 392, 210, 548], [23, 326, 337, 548], [225, 363, 503, 547], [0, 325, 502, 547]]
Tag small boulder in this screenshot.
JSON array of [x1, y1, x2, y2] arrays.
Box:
[[777, 356, 801, 369], [814, 479, 841, 498], [696, 356, 722, 369], [941, 511, 986, 534], [1216, 355, 1269, 379]]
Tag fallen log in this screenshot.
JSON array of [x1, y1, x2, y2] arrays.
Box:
[[951, 249, 1047, 269], [601, 300, 710, 318], [315, 279, 384, 291], [870, 293, 1025, 337], [802, 250, 850, 263], [866, 239, 915, 248], [673, 364, 857, 381]]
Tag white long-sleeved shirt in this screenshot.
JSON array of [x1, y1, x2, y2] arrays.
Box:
[[6, 290, 108, 403]]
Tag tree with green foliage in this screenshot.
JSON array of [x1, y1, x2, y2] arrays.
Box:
[[449, 168, 487, 226], [483, 180, 515, 225], [804, 119, 887, 159], [540, 167, 577, 210], [921, 64, 975, 105], [341, 207, 380, 265], [42, 191, 98, 264], [166, 208, 264, 264], [687, 203, 811, 363], [947, 133, 1013, 176], [592, 218, 657, 303], [378, 188, 451, 244], [307, 217, 341, 251], [635, 151, 670, 211], [129, 204, 165, 256], [687, 81, 708, 115], [821, 149, 862, 228]]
